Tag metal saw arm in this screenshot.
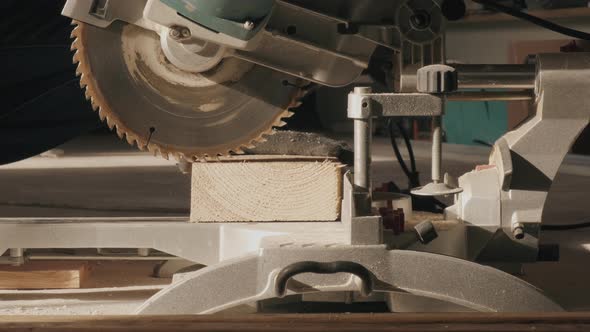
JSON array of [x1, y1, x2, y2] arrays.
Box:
[[63, 0, 447, 87]]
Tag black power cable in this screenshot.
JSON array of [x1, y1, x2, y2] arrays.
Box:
[[387, 119, 448, 213], [387, 119, 420, 189], [542, 221, 590, 231], [472, 0, 590, 41]]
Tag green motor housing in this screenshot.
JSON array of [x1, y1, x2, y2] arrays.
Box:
[[161, 0, 275, 40]]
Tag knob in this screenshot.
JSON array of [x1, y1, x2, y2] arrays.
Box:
[[417, 64, 458, 94]]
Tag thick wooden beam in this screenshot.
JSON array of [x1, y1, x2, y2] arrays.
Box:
[[0, 313, 589, 332], [190, 156, 344, 222]]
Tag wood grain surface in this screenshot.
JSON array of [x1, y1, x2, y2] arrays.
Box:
[[190, 156, 344, 222]]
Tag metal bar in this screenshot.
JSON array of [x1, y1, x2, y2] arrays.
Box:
[[431, 117, 442, 184], [448, 90, 533, 102], [354, 119, 372, 192], [454, 64, 536, 90], [369, 93, 444, 117], [353, 88, 373, 194], [28, 255, 183, 261], [351, 87, 373, 216], [0, 220, 345, 266]]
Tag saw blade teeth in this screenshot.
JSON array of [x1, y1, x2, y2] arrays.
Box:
[[98, 109, 108, 122], [70, 21, 308, 161], [137, 143, 147, 152], [71, 38, 80, 52], [115, 128, 125, 139], [84, 88, 92, 101], [136, 139, 147, 151], [291, 101, 303, 108], [79, 75, 88, 89], [90, 101, 99, 112], [150, 146, 159, 157], [106, 117, 116, 130], [180, 154, 192, 162], [264, 129, 277, 137], [171, 153, 183, 163], [70, 26, 80, 38], [147, 144, 161, 157], [157, 148, 169, 160], [89, 96, 99, 111], [72, 51, 81, 65]]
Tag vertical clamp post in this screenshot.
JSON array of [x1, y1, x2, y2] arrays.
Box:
[[348, 87, 374, 216]]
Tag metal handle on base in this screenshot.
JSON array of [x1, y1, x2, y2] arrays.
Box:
[[275, 261, 374, 298]]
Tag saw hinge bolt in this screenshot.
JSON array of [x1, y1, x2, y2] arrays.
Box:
[[169, 26, 192, 41]]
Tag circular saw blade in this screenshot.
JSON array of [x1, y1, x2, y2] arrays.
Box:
[[70, 21, 305, 160]]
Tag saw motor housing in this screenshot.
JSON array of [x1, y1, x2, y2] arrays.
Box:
[[63, 0, 447, 88]]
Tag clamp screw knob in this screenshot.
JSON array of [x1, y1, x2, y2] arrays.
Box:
[[417, 64, 458, 93]]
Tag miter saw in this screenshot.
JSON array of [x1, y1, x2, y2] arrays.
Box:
[[1, 0, 590, 314], [62, 0, 454, 159]]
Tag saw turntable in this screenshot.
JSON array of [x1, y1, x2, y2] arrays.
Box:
[[1, 0, 590, 314]]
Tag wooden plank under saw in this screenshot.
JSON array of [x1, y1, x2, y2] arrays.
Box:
[[0, 261, 89, 290]]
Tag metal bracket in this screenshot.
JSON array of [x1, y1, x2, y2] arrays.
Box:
[[348, 92, 444, 120]]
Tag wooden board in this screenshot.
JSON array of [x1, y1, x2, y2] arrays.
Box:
[[0, 261, 89, 290], [190, 156, 344, 222], [0, 313, 590, 332]]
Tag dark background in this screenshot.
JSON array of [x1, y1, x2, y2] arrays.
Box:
[[0, 0, 102, 165]]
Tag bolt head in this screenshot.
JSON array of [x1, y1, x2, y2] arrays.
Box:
[[244, 21, 255, 31], [169, 28, 181, 39], [180, 28, 191, 39], [169, 26, 191, 41], [409, 10, 431, 30]]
